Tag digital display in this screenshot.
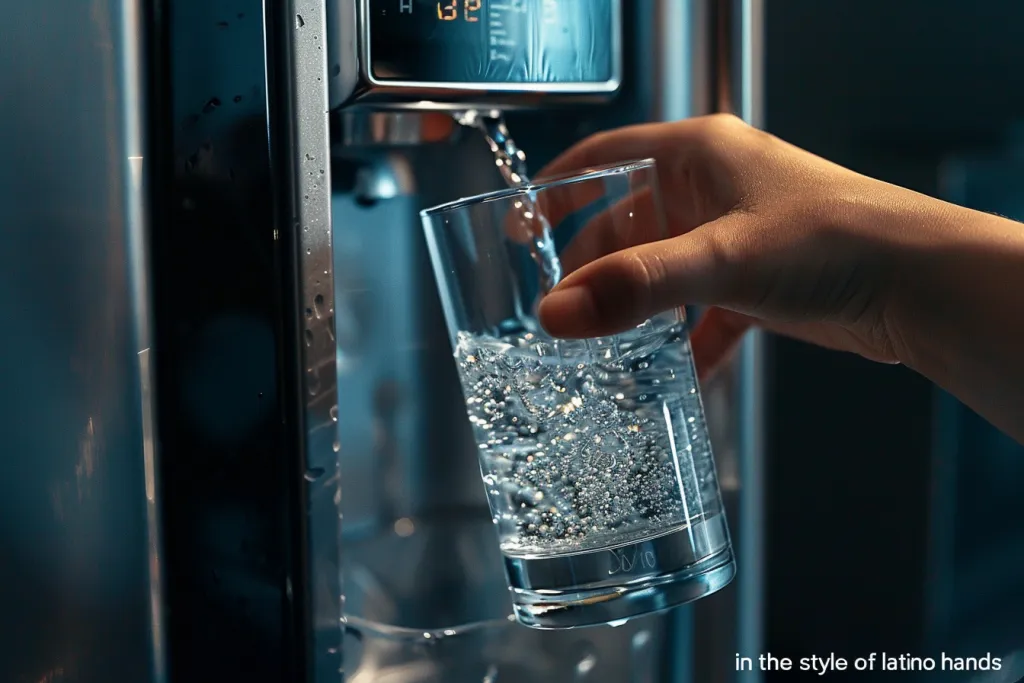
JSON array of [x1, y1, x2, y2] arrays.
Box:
[[368, 0, 617, 85]]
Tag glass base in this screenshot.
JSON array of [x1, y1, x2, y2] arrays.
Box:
[[339, 515, 662, 682], [505, 514, 735, 630]]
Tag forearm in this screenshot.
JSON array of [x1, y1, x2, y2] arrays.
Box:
[[880, 192, 1024, 443]]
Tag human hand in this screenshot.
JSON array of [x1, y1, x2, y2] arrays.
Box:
[[533, 114, 911, 380]]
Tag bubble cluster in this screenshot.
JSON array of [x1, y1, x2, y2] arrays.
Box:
[[455, 321, 718, 556]]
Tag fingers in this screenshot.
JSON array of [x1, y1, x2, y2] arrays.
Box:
[[689, 308, 902, 381], [420, 114, 456, 143], [501, 178, 608, 245], [536, 122, 673, 179], [532, 175, 607, 232], [690, 308, 756, 381], [557, 187, 662, 275], [538, 215, 746, 338], [502, 151, 659, 247], [505, 116, 742, 248], [751, 319, 899, 363]]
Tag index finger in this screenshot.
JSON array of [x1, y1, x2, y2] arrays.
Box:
[[502, 125, 672, 245], [536, 122, 673, 179]]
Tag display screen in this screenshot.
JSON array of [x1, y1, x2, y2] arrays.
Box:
[[368, 0, 617, 85]]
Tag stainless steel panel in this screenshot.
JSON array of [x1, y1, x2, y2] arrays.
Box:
[[153, 0, 334, 680], [268, 0, 343, 674], [0, 0, 164, 681], [693, 1, 766, 681]]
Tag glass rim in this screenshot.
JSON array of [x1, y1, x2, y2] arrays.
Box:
[[419, 157, 656, 218]]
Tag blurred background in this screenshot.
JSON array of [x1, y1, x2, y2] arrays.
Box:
[[762, 0, 1024, 677]]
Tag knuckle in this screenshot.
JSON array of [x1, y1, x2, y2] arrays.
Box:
[[624, 250, 665, 307], [583, 129, 617, 156], [702, 224, 744, 270], [588, 250, 663, 321], [676, 114, 752, 164], [693, 113, 773, 151], [707, 112, 745, 128], [699, 113, 746, 138], [698, 226, 753, 302]]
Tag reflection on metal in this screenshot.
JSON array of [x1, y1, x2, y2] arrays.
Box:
[[690, 1, 766, 682], [653, 0, 711, 123], [733, 0, 767, 677], [341, 112, 447, 148], [139, 349, 168, 681], [354, 156, 418, 201], [0, 0, 165, 680], [333, 189, 485, 538], [267, 0, 342, 677], [154, 0, 327, 679]]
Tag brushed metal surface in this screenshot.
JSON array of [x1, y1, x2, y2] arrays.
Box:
[[267, 0, 344, 676], [0, 0, 165, 680], [152, 0, 330, 680]]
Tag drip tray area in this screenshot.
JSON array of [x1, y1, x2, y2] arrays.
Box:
[[341, 516, 665, 682]]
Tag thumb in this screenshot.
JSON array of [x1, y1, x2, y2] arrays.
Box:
[[538, 214, 751, 338]]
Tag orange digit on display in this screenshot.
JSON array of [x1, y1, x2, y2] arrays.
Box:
[[437, 1, 458, 20]]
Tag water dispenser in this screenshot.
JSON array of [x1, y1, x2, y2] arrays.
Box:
[[319, 1, 763, 681], [0, 0, 764, 682]]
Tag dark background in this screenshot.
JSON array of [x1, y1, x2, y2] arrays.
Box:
[[763, 0, 1024, 679]]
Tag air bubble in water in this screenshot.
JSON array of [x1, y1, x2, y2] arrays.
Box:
[[453, 319, 711, 555]]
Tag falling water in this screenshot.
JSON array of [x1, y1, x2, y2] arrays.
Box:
[[456, 110, 563, 293]]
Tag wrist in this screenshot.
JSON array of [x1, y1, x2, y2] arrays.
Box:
[[869, 188, 1024, 439], [814, 178, 945, 368], [866, 186, 963, 374]]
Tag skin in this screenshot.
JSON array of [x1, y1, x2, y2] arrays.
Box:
[[532, 114, 1024, 445]]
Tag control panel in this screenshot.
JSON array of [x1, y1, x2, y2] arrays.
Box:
[[329, 0, 622, 108]]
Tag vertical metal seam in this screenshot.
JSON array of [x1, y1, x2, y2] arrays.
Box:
[[120, 0, 168, 678], [736, 0, 765, 679], [264, 0, 340, 678]]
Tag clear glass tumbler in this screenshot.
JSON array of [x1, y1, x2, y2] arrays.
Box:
[[420, 159, 735, 629]]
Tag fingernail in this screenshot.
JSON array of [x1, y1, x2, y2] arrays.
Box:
[[538, 286, 599, 337]]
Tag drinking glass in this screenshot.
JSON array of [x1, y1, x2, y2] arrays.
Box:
[[420, 159, 735, 629]]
